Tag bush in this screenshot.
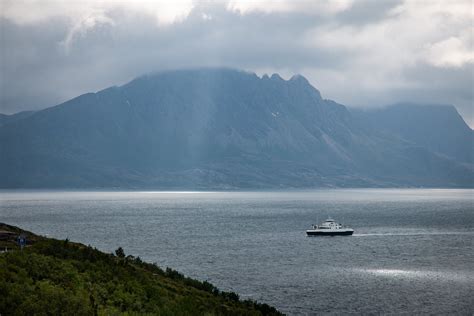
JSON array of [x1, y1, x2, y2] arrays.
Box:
[[114, 247, 125, 258], [0, 232, 283, 315]]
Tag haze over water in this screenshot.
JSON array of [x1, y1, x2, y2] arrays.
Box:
[[1, 189, 473, 315]]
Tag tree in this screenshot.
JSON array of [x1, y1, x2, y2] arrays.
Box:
[[114, 247, 125, 258]]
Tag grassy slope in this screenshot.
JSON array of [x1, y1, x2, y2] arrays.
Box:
[[0, 223, 282, 315]]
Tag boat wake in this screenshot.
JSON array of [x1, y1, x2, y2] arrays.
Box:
[[353, 231, 474, 237]]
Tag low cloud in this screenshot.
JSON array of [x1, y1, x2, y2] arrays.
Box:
[[0, 0, 472, 127]]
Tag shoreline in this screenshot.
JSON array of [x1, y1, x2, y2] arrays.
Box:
[[0, 223, 282, 315]]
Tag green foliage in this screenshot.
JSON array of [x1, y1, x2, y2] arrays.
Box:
[[115, 247, 125, 259], [0, 233, 283, 316]]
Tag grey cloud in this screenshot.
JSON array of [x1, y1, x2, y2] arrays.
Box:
[[393, 63, 474, 126], [0, 4, 339, 111], [334, 0, 402, 26], [327, 62, 473, 127], [0, 2, 472, 128]]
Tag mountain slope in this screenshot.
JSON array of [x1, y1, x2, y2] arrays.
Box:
[[350, 103, 474, 163], [0, 223, 281, 315], [0, 111, 35, 127], [0, 68, 472, 188]]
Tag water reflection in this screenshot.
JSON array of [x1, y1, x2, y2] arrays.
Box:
[[359, 268, 474, 283]]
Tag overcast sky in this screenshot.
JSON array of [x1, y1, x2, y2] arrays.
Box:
[[1, 0, 473, 127]]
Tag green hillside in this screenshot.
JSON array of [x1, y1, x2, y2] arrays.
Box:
[[0, 223, 282, 315]]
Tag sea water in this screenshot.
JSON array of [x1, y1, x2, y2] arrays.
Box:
[[1, 189, 473, 315]]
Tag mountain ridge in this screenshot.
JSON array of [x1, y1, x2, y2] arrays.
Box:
[[350, 103, 474, 164], [1, 68, 473, 188]]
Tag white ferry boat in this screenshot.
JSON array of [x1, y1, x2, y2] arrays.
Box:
[[306, 218, 354, 236]]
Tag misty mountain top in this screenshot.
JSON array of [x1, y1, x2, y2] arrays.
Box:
[[0, 68, 472, 189]]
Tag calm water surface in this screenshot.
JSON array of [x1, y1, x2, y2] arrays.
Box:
[[1, 189, 473, 315]]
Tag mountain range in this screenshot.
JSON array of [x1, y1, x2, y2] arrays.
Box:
[[1, 68, 473, 188]]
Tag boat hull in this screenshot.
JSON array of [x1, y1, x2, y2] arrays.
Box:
[[306, 230, 354, 236]]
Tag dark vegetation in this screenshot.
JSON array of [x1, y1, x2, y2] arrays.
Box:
[[0, 223, 282, 315]]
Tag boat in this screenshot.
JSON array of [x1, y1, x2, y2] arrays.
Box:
[[306, 218, 354, 236]]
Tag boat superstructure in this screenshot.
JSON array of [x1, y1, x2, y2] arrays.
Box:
[[306, 218, 354, 236]]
